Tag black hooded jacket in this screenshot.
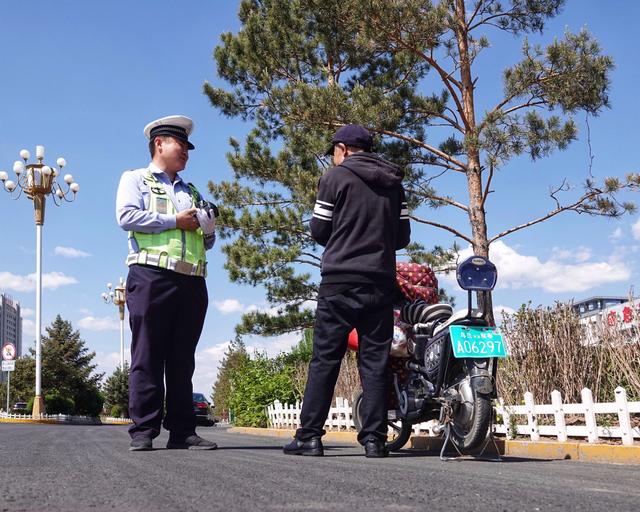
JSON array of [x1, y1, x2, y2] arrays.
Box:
[[310, 152, 411, 286]]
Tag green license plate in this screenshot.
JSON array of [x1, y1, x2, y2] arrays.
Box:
[[449, 326, 507, 358]]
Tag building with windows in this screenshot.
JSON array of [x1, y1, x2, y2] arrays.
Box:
[[571, 295, 640, 340], [571, 296, 628, 321], [0, 293, 23, 384], [0, 293, 22, 355]]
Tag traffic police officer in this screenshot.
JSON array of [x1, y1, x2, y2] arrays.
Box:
[[116, 115, 217, 451]]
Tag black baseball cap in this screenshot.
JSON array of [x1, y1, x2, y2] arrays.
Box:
[[325, 124, 373, 155]]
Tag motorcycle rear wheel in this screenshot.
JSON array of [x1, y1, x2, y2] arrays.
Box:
[[446, 374, 493, 451], [352, 391, 412, 452]]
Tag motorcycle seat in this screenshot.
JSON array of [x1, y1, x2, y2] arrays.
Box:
[[432, 308, 485, 337]]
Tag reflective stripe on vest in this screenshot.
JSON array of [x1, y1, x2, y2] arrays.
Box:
[[127, 170, 206, 277]]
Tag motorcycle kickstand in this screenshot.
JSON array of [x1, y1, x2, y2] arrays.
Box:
[[439, 422, 464, 461], [471, 430, 503, 462], [439, 423, 503, 462]]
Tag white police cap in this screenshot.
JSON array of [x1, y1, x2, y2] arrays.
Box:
[[144, 115, 195, 150]]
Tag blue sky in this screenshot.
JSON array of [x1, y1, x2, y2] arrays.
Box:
[[1, 1, 639, 394]]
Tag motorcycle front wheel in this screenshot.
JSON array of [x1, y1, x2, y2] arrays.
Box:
[[445, 372, 493, 451], [352, 391, 412, 452]]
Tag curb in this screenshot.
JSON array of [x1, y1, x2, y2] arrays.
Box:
[[228, 427, 640, 465], [0, 417, 132, 426], [0, 417, 60, 425], [229, 427, 359, 443]]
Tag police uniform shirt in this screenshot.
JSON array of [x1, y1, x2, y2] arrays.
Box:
[[116, 162, 215, 255]]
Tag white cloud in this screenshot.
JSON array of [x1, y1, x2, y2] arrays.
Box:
[[449, 241, 630, 293], [0, 271, 77, 292], [551, 246, 591, 263], [21, 308, 34, 318], [54, 246, 91, 258], [632, 218, 640, 240], [247, 331, 303, 356], [192, 342, 231, 394], [77, 316, 120, 331], [93, 349, 131, 382], [42, 272, 78, 290], [213, 299, 245, 315], [22, 318, 36, 337], [610, 227, 624, 241]]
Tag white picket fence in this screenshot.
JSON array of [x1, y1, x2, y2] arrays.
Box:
[[267, 386, 640, 446], [268, 397, 448, 437], [494, 386, 640, 446]]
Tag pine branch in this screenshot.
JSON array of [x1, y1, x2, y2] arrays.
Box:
[[410, 215, 473, 243], [488, 181, 638, 243], [406, 187, 469, 212], [375, 127, 467, 171]]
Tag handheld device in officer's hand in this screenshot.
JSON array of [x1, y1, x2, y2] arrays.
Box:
[[195, 200, 217, 236], [196, 199, 219, 218]]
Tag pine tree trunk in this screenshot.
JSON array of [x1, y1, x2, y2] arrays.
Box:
[[454, 0, 495, 324]]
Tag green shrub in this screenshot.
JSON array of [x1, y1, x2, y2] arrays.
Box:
[[45, 392, 75, 415], [110, 405, 123, 418], [228, 352, 297, 427]]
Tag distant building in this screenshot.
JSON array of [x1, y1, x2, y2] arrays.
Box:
[[571, 296, 629, 322], [0, 293, 22, 356], [572, 295, 640, 341], [1, 293, 23, 385]]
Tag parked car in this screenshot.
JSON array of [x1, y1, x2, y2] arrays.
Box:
[[12, 402, 27, 413], [192, 392, 216, 426]]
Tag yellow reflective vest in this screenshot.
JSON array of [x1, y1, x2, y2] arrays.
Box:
[[126, 170, 206, 277]]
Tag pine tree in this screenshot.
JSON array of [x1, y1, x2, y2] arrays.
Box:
[[103, 363, 130, 418], [206, 0, 639, 325], [4, 315, 104, 415], [0, 356, 34, 411], [212, 336, 249, 420]]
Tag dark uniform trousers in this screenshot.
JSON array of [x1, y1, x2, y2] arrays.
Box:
[[126, 264, 208, 440], [296, 284, 393, 444]]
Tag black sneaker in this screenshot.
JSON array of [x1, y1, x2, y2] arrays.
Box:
[[166, 434, 218, 450], [364, 439, 389, 458], [283, 436, 324, 456], [129, 437, 153, 451]]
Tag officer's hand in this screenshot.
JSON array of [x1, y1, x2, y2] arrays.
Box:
[[196, 208, 216, 235], [176, 208, 199, 231]]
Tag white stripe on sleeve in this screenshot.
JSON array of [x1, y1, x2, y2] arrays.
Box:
[[314, 204, 333, 219]]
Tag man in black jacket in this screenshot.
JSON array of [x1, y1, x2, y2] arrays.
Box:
[[284, 124, 410, 458]]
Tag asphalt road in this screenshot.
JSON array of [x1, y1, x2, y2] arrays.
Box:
[[0, 424, 637, 512]]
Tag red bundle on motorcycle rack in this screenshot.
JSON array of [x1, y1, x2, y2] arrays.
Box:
[[395, 262, 439, 304]]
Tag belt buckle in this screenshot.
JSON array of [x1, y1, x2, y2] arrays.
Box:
[[175, 260, 193, 275]]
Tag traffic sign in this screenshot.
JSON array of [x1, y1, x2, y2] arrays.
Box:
[[2, 343, 16, 361], [2, 360, 15, 371]]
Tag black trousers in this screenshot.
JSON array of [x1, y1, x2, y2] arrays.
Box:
[[126, 264, 208, 440], [296, 285, 393, 444]]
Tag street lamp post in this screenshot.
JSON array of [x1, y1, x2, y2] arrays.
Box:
[[0, 146, 79, 417], [101, 278, 126, 369]]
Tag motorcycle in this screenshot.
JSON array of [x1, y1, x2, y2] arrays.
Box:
[[353, 255, 506, 453]]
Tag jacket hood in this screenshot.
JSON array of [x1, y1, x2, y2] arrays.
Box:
[[338, 152, 404, 189]]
